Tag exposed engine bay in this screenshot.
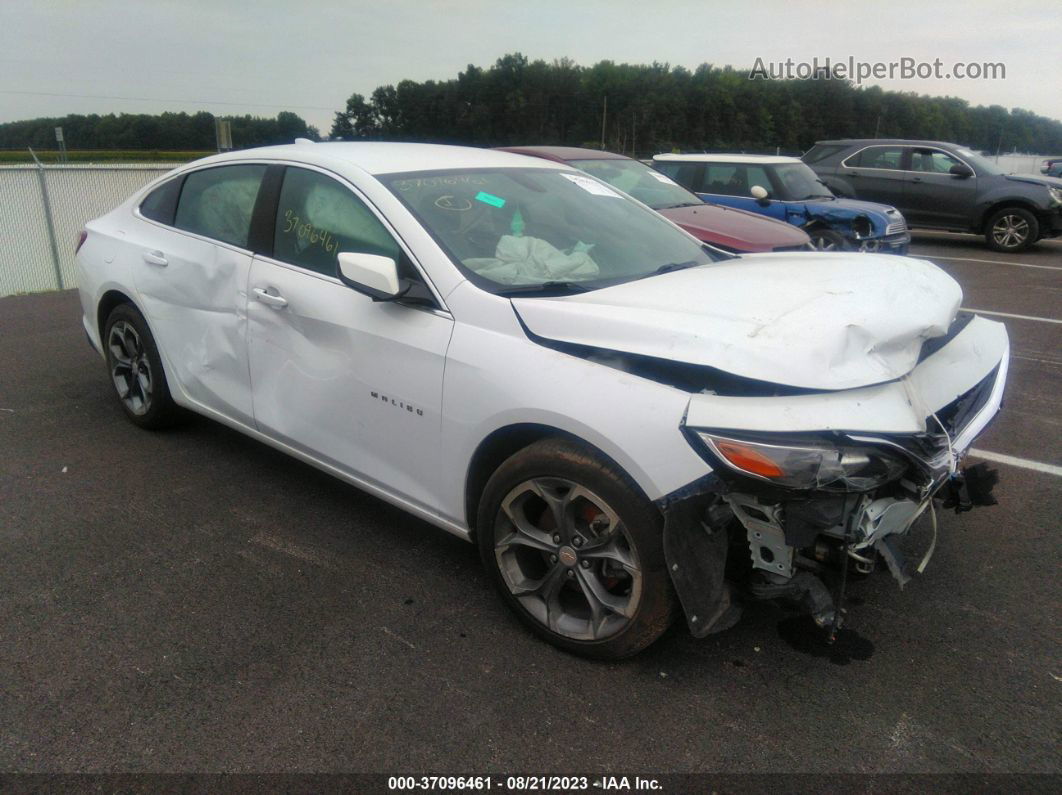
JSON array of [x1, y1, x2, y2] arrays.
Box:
[[659, 360, 1004, 642]]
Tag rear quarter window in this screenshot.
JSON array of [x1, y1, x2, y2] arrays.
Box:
[[653, 161, 701, 191], [139, 177, 183, 225], [802, 144, 848, 164], [703, 164, 770, 197]]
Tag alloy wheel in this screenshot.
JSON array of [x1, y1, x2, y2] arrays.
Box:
[[108, 320, 153, 415], [493, 477, 642, 641], [991, 214, 1030, 249]]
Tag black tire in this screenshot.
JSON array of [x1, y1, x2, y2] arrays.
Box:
[[985, 207, 1039, 252], [477, 437, 675, 659], [102, 303, 180, 429], [806, 228, 848, 251]]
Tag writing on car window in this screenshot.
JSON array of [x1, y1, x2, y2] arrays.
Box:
[[273, 167, 401, 277]]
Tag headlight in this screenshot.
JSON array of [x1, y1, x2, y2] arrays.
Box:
[[851, 215, 873, 239], [694, 432, 907, 492], [1047, 186, 1062, 206]]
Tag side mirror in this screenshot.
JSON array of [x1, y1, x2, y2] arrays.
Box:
[[950, 164, 974, 178], [750, 185, 770, 202], [337, 252, 406, 301]]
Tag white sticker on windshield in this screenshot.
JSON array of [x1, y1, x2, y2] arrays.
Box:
[[560, 172, 622, 197], [649, 171, 678, 185]]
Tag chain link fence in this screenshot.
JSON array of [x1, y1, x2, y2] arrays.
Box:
[[0, 163, 176, 297], [1, 153, 1056, 299]]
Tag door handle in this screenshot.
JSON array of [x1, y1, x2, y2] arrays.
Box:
[[910, 177, 923, 184], [253, 287, 288, 309], [845, 171, 860, 177], [142, 250, 168, 266]]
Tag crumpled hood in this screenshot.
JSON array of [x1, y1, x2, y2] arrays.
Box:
[[803, 197, 900, 220], [512, 253, 963, 391]]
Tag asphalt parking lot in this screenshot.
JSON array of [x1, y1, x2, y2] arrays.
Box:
[[1, 232, 1059, 778]]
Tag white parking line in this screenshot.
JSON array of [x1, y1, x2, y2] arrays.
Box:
[[924, 255, 1062, 272], [962, 308, 1062, 325], [1012, 353, 1062, 366], [914, 230, 1062, 246], [969, 449, 1062, 477]]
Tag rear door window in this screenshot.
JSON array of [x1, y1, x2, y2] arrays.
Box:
[[846, 146, 905, 170], [273, 167, 402, 278], [174, 165, 267, 248]]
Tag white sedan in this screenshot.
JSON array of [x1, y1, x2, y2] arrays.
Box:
[[76, 142, 1008, 658]]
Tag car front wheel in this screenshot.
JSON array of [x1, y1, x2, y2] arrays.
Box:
[[477, 438, 675, 659], [807, 228, 848, 251], [103, 303, 179, 429], [985, 207, 1039, 252]]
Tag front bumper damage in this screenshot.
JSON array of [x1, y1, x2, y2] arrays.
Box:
[[858, 232, 910, 255], [659, 314, 1009, 639]]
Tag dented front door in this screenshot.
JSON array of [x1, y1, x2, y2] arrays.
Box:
[[246, 256, 453, 512]]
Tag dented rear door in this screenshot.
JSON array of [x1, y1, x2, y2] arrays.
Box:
[[131, 163, 266, 426]]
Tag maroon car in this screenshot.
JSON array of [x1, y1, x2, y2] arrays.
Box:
[[497, 146, 811, 253]]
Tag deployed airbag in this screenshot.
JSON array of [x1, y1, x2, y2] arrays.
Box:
[[464, 235, 599, 285]]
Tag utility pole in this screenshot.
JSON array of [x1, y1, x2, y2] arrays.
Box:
[[600, 95, 607, 150]]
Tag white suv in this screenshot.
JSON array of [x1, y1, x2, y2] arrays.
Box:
[[76, 142, 1008, 658]]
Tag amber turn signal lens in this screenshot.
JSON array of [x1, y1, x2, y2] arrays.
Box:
[[712, 439, 785, 478]]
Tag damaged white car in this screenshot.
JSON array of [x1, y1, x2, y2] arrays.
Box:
[[76, 142, 1008, 659]]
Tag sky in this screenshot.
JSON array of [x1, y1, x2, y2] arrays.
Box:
[[1, 0, 1059, 135]]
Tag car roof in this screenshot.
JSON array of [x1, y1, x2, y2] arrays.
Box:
[[182, 141, 566, 176], [495, 145, 632, 163], [653, 153, 800, 165]]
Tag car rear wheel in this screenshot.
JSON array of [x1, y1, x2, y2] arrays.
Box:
[[807, 228, 848, 251], [985, 207, 1038, 252], [477, 438, 675, 659], [103, 303, 179, 429]]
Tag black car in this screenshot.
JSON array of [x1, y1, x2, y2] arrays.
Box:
[[804, 139, 1062, 252]]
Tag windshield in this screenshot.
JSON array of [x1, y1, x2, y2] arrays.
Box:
[[383, 168, 720, 293], [773, 162, 835, 201], [954, 148, 1004, 176], [567, 158, 701, 210]]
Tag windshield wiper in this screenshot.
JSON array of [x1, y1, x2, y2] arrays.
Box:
[[655, 202, 702, 210], [643, 260, 701, 278], [496, 280, 592, 297]]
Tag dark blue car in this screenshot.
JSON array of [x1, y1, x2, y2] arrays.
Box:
[[653, 154, 910, 253]]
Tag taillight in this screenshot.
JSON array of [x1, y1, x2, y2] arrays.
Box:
[[75, 230, 88, 255]]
